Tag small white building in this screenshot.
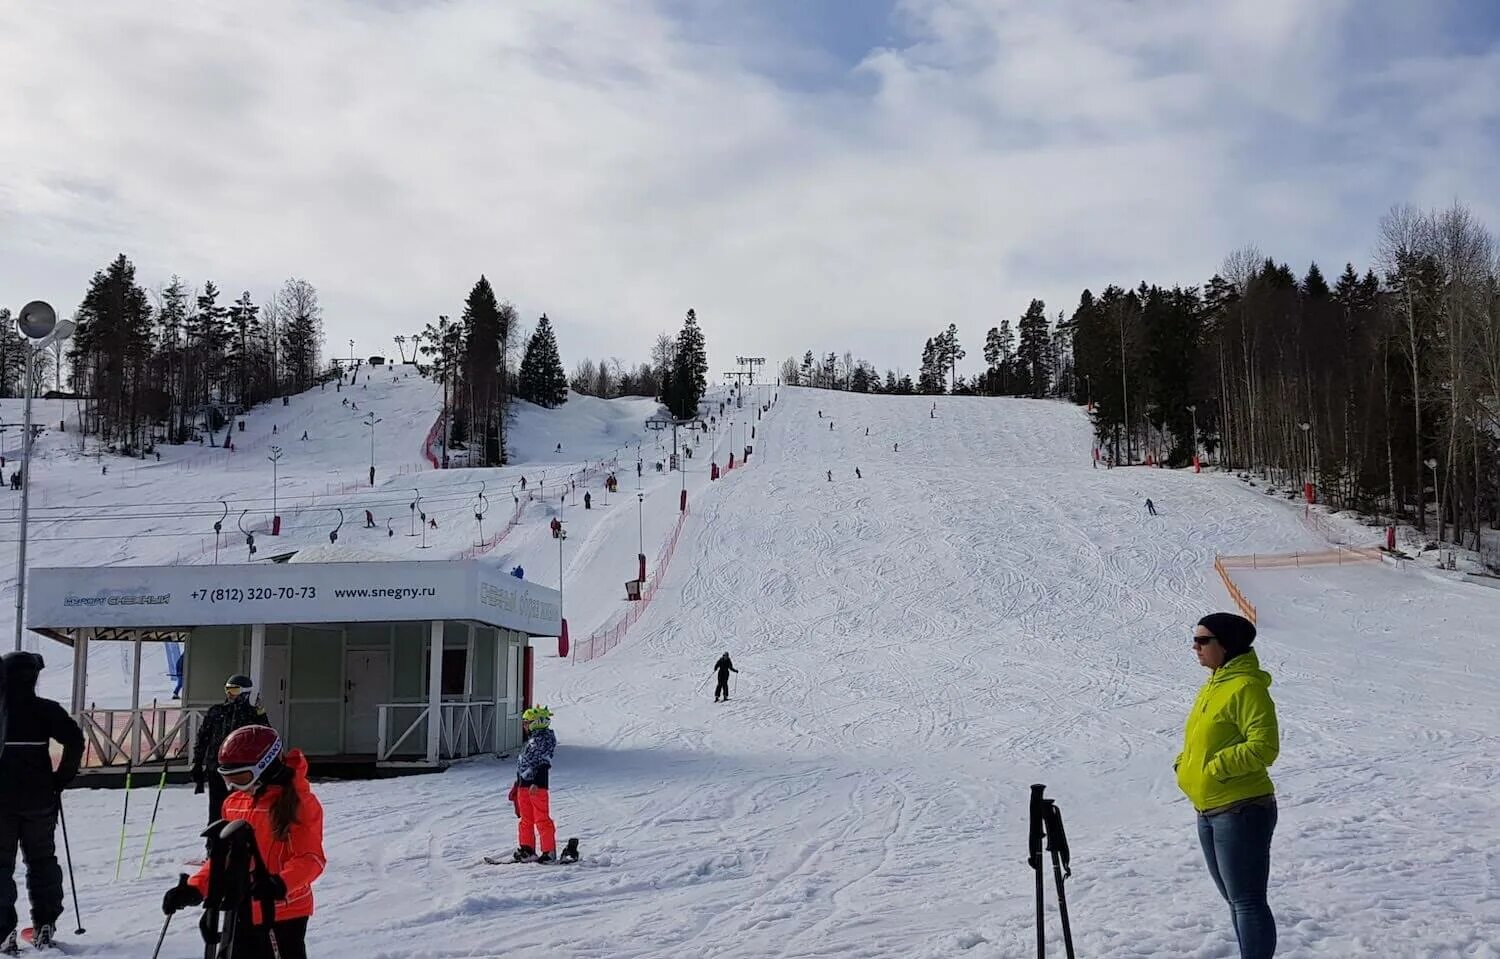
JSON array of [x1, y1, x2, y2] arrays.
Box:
[[26, 559, 560, 773]]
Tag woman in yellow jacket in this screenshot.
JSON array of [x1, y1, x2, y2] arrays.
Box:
[[1177, 612, 1279, 959]]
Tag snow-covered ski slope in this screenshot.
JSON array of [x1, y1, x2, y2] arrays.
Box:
[[34, 387, 1500, 957]]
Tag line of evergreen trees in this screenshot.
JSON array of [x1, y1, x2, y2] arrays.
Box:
[[29, 253, 327, 452]]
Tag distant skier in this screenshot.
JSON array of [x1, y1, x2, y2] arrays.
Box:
[[865, 427, 869, 436], [712, 653, 738, 702], [555, 443, 562, 453], [191, 675, 268, 853], [0, 652, 84, 953], [827, 470, 832, 482], [101, 464, 107, 476], [510, 706, 563, 863], [520, 476, 527, 490], [301, 431, 308, 441], [584, 492, 592, 510], [341, 398, 348, 407], [855, 468, 862, 479], [429, 517, 438, 529], [510, 565, 524, 580], [829, 422, 834, 431], [365, 510, 376, 528], [893, 443, 899, 453], [818, 411, 822, 419], [272, 425, 277, 435], [1146, 499, 1158, 516]]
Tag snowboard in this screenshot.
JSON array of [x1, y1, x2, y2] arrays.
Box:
[[484, 837, 579, 866]]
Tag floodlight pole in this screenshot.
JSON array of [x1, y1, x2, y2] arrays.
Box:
[[13, 348, 35, 651]]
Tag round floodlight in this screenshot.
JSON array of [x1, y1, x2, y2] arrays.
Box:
[[16, 301, 57, 341], [52, 317, 76, 342]]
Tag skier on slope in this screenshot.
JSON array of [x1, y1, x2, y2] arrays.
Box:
[[510, 706, 570, 863], [0, 653, 83, 953], [1146, 498, 1158, 516], [192, 676, 268, 854], [163, 725, 326, 959], [712, 653, 738, 702]]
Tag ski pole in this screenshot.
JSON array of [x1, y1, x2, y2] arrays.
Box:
[[1028, 785, 1046, 959], [113, 761, 134, 881], [58, 798, 85, 935], [138, 756, 172, 878], [149, 878, 185, 959]]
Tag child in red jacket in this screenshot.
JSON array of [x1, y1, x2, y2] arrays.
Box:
[[164, 726, 325, 959]]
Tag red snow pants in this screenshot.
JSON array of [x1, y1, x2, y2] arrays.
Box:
[[517, 786, 556, 854]]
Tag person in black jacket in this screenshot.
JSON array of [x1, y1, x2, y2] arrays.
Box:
[[0, 652, 83, 952], [191, 675, 267, 851], [712, 653, 738, 703]]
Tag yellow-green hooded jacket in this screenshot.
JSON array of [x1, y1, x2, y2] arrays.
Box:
[[1175, 649, 1279, 812]]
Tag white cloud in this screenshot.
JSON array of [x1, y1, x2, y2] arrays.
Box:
[[0, 0, 1493, 377]]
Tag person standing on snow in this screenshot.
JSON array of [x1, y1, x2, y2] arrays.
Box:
[[0, 653, 84, 953], [1176, 613, 1280, 959], [192, 676, 268, 852], [855, 468, 862, 479], [511, 706, 562, 863], [712, 653, 738, 702], [1146, 498, 1158, 516], [163, 725, 325, 959]]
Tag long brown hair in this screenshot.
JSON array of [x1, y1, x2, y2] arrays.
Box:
[[262, 764, 301, 841]]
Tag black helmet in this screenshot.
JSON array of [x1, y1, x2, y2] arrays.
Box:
[[225, 674, 253, 691]]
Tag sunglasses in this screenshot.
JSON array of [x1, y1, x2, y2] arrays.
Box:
[[1192, 635, 1216, 647]]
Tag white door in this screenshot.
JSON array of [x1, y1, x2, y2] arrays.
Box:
[[343, 650, 389, 755], [261, 647, 290, 738]]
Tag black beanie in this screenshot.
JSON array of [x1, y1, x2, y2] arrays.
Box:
[[1198, 612, 1257, 657]]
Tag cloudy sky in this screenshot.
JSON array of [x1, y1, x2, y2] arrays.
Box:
[[2, 0, 1497, 378]]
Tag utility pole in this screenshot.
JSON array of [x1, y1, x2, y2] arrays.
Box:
[[364, 413, 381, 486], [268, 446, 283, 532]]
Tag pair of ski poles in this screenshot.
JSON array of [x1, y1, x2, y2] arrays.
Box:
[[1028, 783, 1075, 959], [113, 750, 176, 882]]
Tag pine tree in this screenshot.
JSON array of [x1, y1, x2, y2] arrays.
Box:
[[918, 337, 944, 394], [944, 323, 965, 392], [667, 309, 707, 418], [460, 276, 510, 462], [1017, 299, 1051, 398], [535, 314, 569, 407], [70, 254, 155, 447], [226, 291, 260, 407]]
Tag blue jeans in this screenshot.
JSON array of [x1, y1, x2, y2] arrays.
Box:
[[1197, 799, 1277, 959]]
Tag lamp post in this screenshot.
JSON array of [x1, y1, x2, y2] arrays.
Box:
[[13, 301, 71, 651], [1425, 458, 1440, 537], [268, 446, 283, 532], [1186, 404, 1197, 462], [557, 521, 567, 631], [1297, 422, 1311, 486], [363, 412, 381, 486], [637, 492, 644, 558]]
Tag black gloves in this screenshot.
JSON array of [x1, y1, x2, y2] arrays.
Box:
[[252, 873, 287, 903], [162, 877, 203, 915]]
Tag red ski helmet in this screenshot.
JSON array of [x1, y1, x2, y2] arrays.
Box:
[[217, 725, 282, 791]]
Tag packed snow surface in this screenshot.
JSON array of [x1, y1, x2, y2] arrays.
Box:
[[9, 383, 1499, 957]]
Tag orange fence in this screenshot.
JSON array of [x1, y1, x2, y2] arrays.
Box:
[[1214, 558, 1258, 624], [1217, 547, 1381, 570]]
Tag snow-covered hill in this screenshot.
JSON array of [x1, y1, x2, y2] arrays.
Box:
[[15, 385, 1500, 957]]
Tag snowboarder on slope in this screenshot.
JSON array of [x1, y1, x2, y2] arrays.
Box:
[[826, 470, 833, 482], [192, 676, 268, 853], [163, 725, 326, 959], [1146, 498, 1158, 516], [511, 706, 560, 862], [712, 653, 738, 702], [0, 653, 84, 953]]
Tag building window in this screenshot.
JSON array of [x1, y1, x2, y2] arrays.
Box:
[[441, 647, 468, 697]]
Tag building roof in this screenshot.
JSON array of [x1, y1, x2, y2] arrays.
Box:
[[26, 559, 561, 643]]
